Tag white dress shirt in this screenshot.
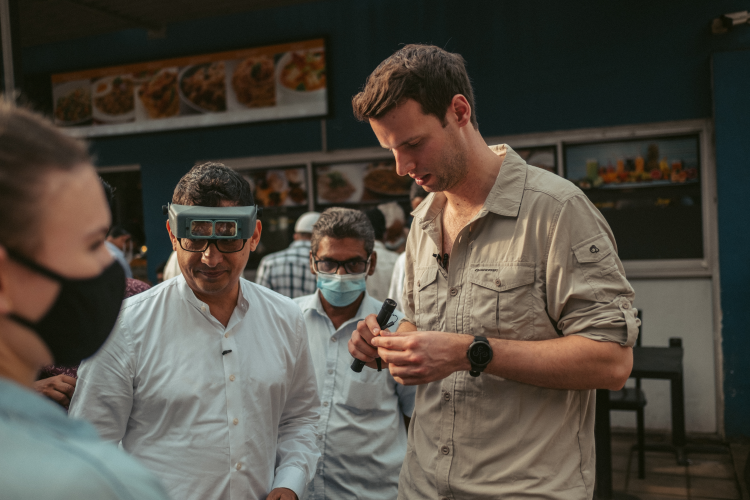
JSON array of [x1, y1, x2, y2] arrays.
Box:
[[70, 275, 321, 500], [366, 241, 400, 302], [162, 251, 181, 280], [294, 292, 416, 500], [387, 252, 406, 311]]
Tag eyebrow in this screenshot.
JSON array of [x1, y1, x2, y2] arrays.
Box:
[[380, 135, 422, 150]]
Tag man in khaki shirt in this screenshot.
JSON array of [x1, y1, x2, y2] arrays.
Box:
[[349, 44, 640, 499]]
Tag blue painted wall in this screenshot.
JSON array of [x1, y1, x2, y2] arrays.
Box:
[[713, 50, 750, 438], [13, 0, 750, 436]]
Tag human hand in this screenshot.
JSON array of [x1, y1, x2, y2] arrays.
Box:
[[265, 487, 298, 500], [33, 374, 77, 408], [371, 330, 473, 385], [348, 313, 391, 370]]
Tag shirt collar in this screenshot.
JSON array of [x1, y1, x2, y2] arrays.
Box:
[[301, 290, 381, 330], [177, 275, 249, 322], [411, 144, 528, 221]]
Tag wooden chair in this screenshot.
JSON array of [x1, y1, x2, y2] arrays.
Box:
[[609, 309, 646, 479]]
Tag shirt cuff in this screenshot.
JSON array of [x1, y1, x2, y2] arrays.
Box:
[[271, 466, 308, 499]]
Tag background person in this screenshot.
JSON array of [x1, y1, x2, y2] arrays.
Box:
[[363, 208, 398, 302], [349, 44, 639, 499], [294, 207, 415, 500], [105, 225, 133, 279], [256, 211, 321, 298], [0, 101, 168, 500], [378, 201, 406, 252], [70, 162, 320, 500], [387, 183, 427, 310], [33, 179, 151, 410]]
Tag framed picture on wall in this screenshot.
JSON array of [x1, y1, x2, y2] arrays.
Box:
[[564, 135, 703, 260], [244, 166, 308, 208]]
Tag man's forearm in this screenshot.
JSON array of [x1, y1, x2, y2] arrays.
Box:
[[458, 334, 632, 391]]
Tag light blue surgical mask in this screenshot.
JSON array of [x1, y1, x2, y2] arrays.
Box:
[[317, 272, 367, 307]]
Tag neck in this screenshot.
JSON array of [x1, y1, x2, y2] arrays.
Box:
[[319, 290, 364, 330], [0, 318, 41, 388], [192, 280, 240, 328], [444, 136, 505, 216]]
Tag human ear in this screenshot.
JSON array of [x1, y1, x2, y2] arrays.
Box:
[[368, 251, 377, 276], [450, 94, 472, 128], [309, 253, 317, 276], [166, 221, 179, 252], [246, 220, 263, 252]]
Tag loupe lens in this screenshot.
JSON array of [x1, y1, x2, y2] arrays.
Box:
[[190, 220, 214, 237]]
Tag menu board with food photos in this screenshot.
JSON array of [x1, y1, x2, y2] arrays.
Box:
[[514, 145, 557, 174], [51, 38, 327, 137], [564, 135, 703, 260], [314, 161, 412, 206], [244, 167, 309, 208]]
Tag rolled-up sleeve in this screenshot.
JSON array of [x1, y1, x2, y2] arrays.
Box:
[[546, 194, 640, 347], [271, 312, 321, 498]]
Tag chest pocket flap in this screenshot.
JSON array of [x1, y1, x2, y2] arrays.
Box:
[[469, 263, 535, 292], [572, 234, 614, 264], [416, 266, 439, 291]]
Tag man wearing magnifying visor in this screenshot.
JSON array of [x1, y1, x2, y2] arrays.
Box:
[[70, 162, 320, 500]]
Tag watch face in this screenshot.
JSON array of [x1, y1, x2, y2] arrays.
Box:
[[470, 343, 491, 365]]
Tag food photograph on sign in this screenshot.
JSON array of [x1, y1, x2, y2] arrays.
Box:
[[246, 168, 308, 208], [565, 136, 700, 190], [50, 38, 328, 136], [316, 161, 411, 205]]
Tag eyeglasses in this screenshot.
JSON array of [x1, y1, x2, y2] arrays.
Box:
[[312, 255, 371, 275], [179, 238, 247, 254]]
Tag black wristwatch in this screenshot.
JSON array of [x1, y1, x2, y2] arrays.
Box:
[[467, 336, 493, 377]]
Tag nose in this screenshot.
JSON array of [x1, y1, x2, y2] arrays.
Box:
[[336, 265, 348, 275], [201, 242, 224, 267], [393, 150, 414, 176]]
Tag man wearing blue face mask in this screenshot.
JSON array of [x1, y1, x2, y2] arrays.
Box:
[[294, 208, 416, 500]]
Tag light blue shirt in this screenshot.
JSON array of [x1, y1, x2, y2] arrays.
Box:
[[0, 378, 168, 500], [294, 291, 416, 500]]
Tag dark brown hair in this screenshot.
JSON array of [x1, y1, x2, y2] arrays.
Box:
[[0, 99, 91, 254], [311, 207, 374, 256], [172, 162, 254, 207], [352, 44, 478, 129]]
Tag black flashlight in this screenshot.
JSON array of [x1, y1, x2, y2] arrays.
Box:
[[351, 298, 397, 373]]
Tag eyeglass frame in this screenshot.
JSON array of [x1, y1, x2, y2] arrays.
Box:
[[178, 238, 248, 254], [311, 254, 372, 275]]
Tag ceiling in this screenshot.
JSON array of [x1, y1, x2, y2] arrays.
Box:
[[18, 0, 321, 47]]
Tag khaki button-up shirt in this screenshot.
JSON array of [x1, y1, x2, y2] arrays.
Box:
[[398, 145, 640, 500]]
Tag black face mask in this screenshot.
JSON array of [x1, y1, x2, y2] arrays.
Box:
[[6, 249, 126, 367]]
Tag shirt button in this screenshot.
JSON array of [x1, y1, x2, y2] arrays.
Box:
[[417, 280, 421, 287], [441, 445, 450, 455], [235, 462, 242, 470], [331, 336, 337, 342], [224, 333, 229, 338], [495, 279, 502, 287], [323, 401, 329, 407], [443, 392, 451, 401], [233, 418, 238, 425], [450, 287, 457, 296], [327, 369, 333, 375], [201, 305, 206, 312], [229, 374, 235, 382], [623, 302, 631, 309]]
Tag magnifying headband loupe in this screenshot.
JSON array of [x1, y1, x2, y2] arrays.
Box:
[[163, 203, 263, 240]]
